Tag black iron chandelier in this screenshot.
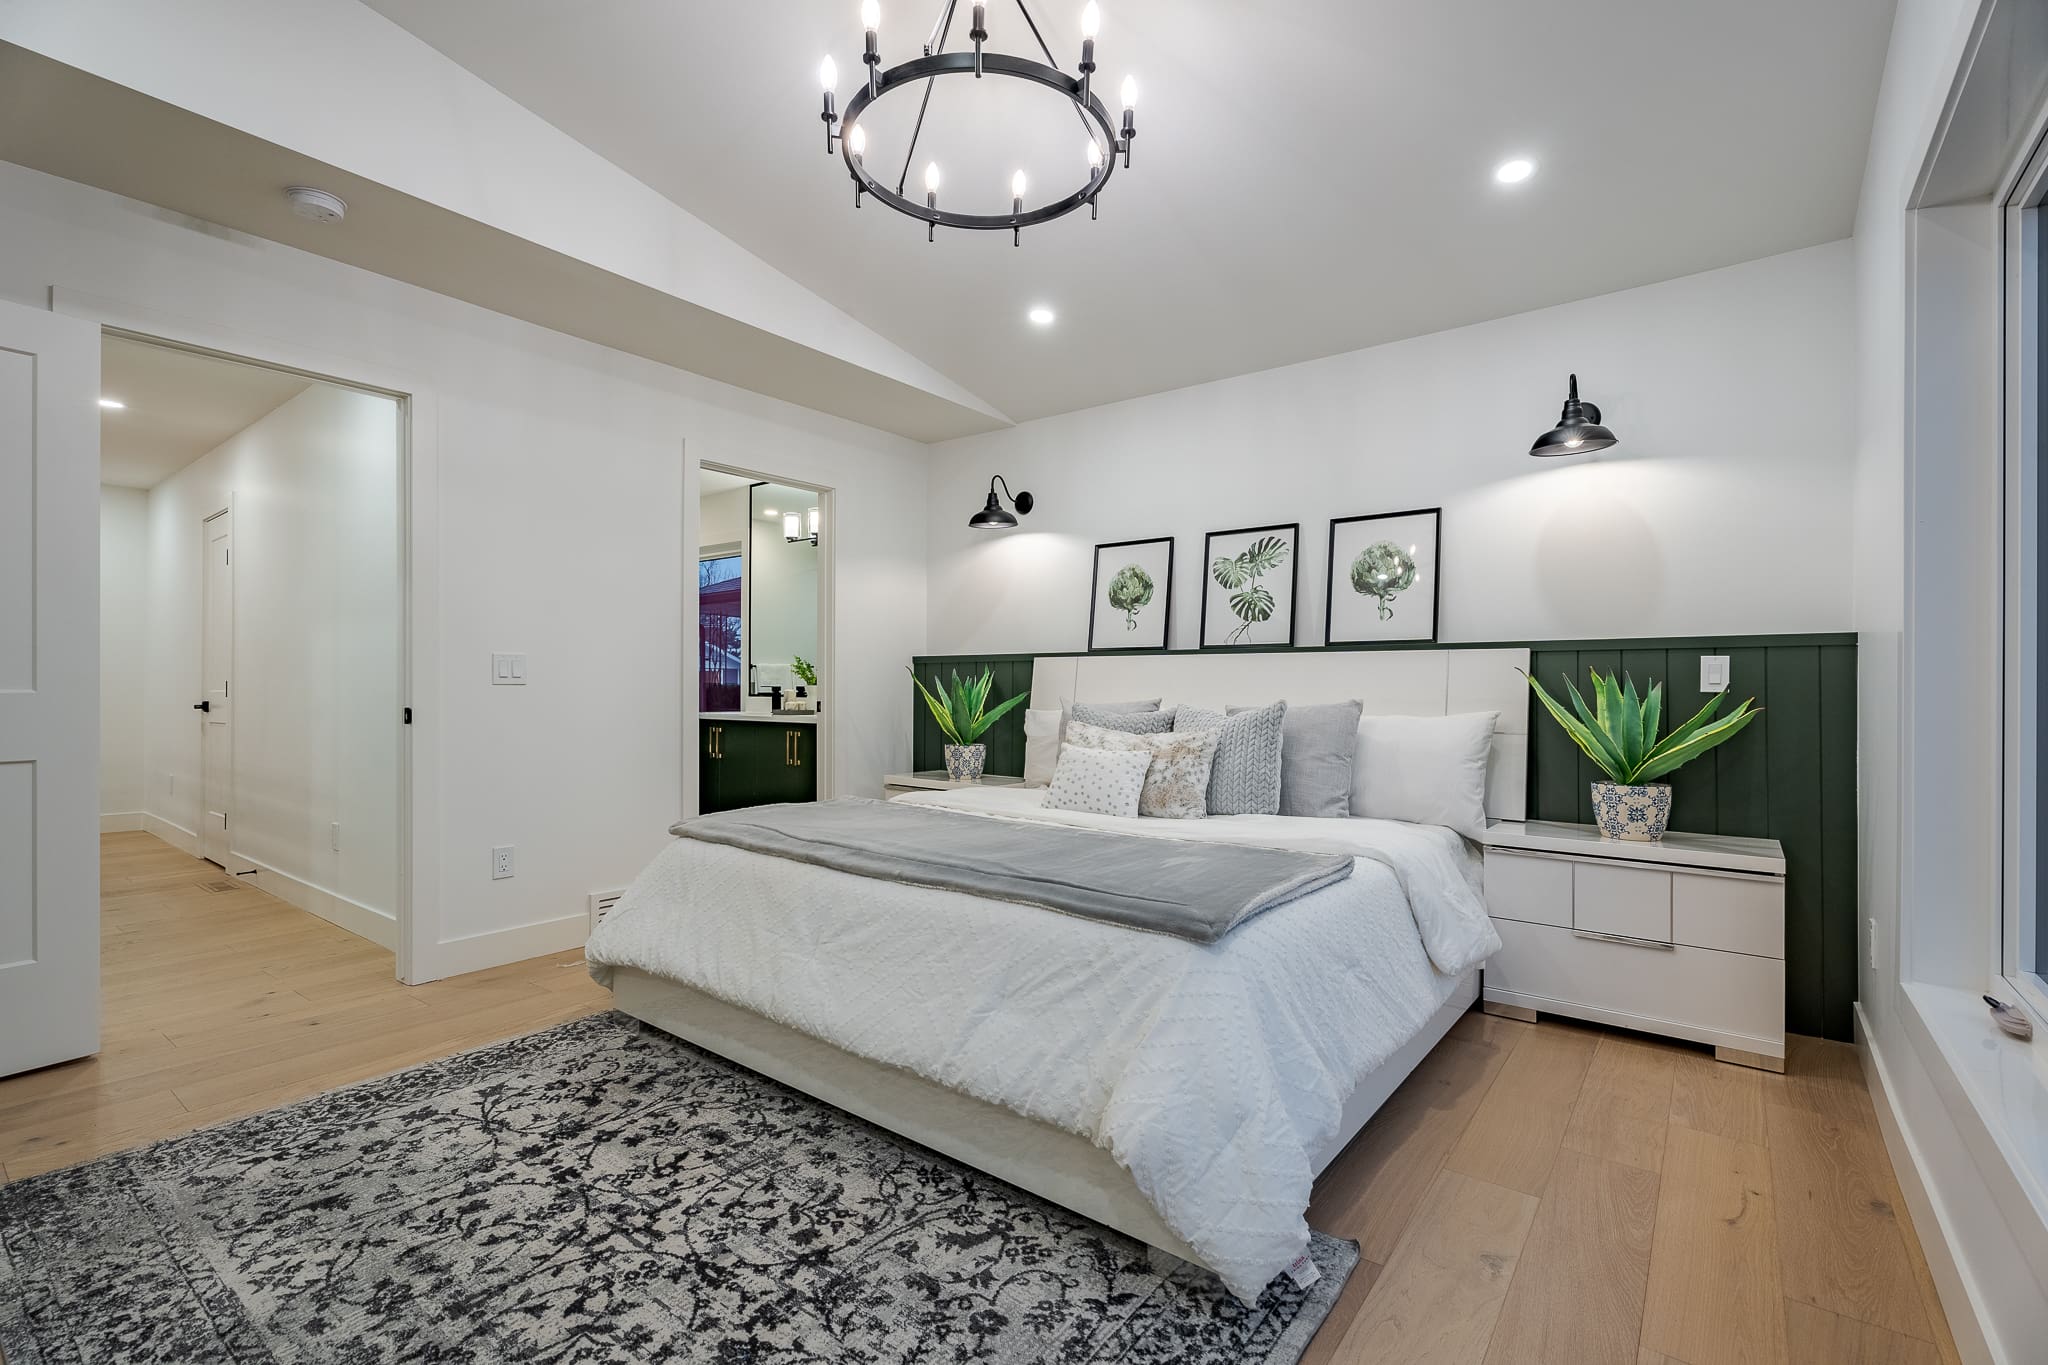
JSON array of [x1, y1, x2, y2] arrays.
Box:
[[818, 0, 1139, 244]]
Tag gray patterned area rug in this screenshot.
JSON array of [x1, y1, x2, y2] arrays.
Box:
[[0, 1012, 1356, 1363]]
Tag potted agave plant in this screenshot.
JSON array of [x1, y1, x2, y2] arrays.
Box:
[[1525, 669, 1759, 841], [909, 667, 1030, 781]]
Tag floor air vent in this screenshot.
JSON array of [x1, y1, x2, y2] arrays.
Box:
[[587, 889, 627, 931]]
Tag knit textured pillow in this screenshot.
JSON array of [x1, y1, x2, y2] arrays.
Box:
[[1067, 701, 1176, 735], [1041, 744, 1150, 818], [1175, 700, 1288, 815], [1066, 721, 1221, 819]]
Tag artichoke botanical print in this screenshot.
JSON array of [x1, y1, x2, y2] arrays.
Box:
[[1211, 535, 1291, 644], [1349, 540, 1417, 620], [1105, 563, 1155, 631]]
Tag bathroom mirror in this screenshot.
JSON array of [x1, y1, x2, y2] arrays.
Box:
[[695, 468, 822, 711]]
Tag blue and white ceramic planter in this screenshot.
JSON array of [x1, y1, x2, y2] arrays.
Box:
[[1590, 781, 1673, 841], [943, 744, 987, 782]]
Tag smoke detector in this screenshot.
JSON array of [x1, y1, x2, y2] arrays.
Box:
[[283, 186, 346, 223]]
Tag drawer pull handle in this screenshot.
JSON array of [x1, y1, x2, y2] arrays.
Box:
[[1572, 929, 1675, 952]]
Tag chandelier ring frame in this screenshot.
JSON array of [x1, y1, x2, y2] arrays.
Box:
[[837, 50, 1120, 232]]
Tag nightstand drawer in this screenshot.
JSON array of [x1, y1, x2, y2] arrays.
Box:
[[1487, 917, 1784, 1053], [1572, 862, 1671, 943], [1483, 851, 1572, 927], [1672, 871, 1784, 959]]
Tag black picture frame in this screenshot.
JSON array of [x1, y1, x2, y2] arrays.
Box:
[[1086, 537, 1175, 652], [1324, 507, 1442, 645], [1199, 522, 1300, 650]]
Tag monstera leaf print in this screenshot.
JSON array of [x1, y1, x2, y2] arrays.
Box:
[[1211, 535, 1290, 643]]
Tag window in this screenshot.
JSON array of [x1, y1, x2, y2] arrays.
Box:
[[2005, 134, 2048, 1020], [699, 553, 742, 713]]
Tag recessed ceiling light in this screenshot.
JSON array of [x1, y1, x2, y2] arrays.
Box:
[[761, 506, 780, 517], [98, 398, 125, 410], [1494, 158, 1535, 185], [1027, 305, 1056, 327]]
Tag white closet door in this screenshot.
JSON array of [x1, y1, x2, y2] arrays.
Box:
[[0, 301, 100, 1077]]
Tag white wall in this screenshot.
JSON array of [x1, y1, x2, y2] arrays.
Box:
[[0, 160, 929, 978], [700, 488, 746, 550], [925, 241, 1857, 653], [141, 384, 403, 937], [97, 484, 147, 824]]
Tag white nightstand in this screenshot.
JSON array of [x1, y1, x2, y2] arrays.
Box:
[[882, 771, 1029, 798], [1479, 820, 1788, 1071]]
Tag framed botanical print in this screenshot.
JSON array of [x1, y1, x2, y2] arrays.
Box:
[[1200, 523, 1298, 649], [1087, 537, 1174, 652], [1325, 507, 1441, 644]]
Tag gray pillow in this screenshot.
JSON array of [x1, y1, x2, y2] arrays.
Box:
[[1176, 700, 1287, 815], [1068, 700, 1175, 735], [1231, 700, 1363, 817]]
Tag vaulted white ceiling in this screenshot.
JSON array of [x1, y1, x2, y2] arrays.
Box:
[[366, 0, 1895, 425]]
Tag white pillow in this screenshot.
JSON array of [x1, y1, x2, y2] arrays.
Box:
[[1023, 708, 1063, 787], [1351, 712, 1499, 839], [1042, 744, 1150, 818], [1065, 720, 1221, 820]]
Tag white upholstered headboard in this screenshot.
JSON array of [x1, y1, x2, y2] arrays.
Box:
[[1028, 648, 1531, 821]]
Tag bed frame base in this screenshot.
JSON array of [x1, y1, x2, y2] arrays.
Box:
[[610, 968, 1479, 1273]]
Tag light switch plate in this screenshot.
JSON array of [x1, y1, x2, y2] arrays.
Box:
[[491, 845, 515, 880], [1700, 655, 1730, 694], [492, 653, 527, 685]]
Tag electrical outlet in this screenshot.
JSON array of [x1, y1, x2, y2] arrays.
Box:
[[492, 845, 515, 880], [1700, 655, 1730, 694], [330, 821, 341, 852]]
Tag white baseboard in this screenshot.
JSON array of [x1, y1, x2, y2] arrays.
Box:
[[409, 913, 588, 985], [99, 811, 144, 833], [1856, 1002, 1999, 1365], [238, 856, 398, 951], [140, 812, 201, 856]]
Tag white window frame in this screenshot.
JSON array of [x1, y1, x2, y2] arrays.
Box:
[[2001, 121, 2048, 1026]]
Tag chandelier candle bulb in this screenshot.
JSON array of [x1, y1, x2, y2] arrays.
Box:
[[862, 0, 882, 94], [1079, 2, 1099, 103], [925, 160, 941, 241], [1011, 169, 1026, 244], [819, 56, 839, 151], [1119, 75, 1138, 165]]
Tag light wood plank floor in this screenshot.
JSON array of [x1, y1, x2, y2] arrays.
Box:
[[1, 834, 1962, 1365], [0, 832, 612, 1183]]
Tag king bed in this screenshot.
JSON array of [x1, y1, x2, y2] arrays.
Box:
[[585, 647, 1528, 1303]]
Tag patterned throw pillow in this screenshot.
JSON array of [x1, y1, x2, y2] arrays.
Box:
[[1175, 700, 1288, 815], [1066, 721, 1222, 820], [1042, 744, 1151, 818]]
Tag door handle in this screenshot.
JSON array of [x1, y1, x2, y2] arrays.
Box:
[[193, 700, 211, 713]]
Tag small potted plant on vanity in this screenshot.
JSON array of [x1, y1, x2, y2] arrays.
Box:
[[1524, 669, 1759, 841], [791, 655, 819, 711], [909, 667, 1029, 781]]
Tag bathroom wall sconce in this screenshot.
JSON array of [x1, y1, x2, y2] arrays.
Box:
[[784, 507, 822, 545], [1530, 374, 1618, 457], [969, 474, 1034, 529]]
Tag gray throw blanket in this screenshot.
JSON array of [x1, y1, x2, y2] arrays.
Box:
[[670, 797, 1354, 943]]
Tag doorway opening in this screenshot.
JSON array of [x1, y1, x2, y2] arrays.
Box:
[[98, 332, 407, 952], [696, 463, 831, 814]]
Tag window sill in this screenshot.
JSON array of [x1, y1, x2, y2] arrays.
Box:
[[1900, 982, 2048, 1285]]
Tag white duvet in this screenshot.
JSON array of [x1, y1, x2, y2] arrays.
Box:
[[583, 788, 1499, 1302]]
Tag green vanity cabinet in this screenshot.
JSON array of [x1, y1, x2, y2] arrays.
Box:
[[700, 719, 817, 813]]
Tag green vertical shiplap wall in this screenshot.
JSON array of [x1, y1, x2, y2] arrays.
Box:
[[912, 633, 1858, 1041]]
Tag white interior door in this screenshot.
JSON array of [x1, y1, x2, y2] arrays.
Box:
[[199, 507, 245, 871], [0, 300, 101, 1077]]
